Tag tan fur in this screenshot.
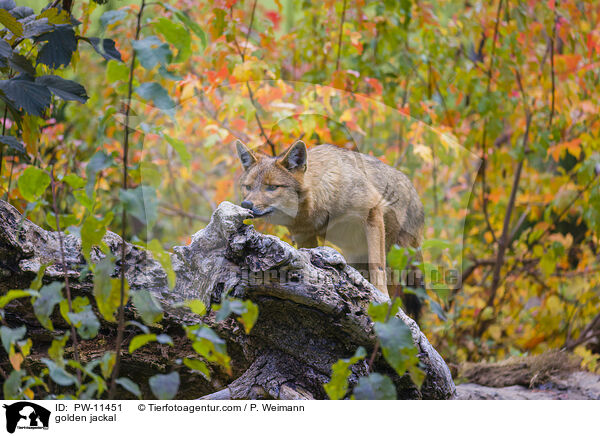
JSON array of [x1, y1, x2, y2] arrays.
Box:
[[236, 140, 424, 296]]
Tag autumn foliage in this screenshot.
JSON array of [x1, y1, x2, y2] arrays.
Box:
[[1, 0, 599, 382]]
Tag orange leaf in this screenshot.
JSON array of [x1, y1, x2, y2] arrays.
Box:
[[10, 352, 23, 371]]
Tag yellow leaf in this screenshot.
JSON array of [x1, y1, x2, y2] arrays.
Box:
[[413, 144, 433, 163]]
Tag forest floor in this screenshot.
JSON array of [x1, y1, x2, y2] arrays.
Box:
[[453, 350, 600, 399]]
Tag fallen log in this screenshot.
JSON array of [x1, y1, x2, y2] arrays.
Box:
[[0, 199, 455, 399]]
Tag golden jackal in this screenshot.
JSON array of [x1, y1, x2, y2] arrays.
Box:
[[236, 140, 424, 296]]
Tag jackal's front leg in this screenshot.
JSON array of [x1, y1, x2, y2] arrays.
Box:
[[366, 206, 388, 295]]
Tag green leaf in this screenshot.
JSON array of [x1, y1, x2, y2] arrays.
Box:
[[48, 332, 69, 366], [183, 357, 210, 380], [174, 11, 206, 48], [132, 36, 171, 70], [68, 305, 100, 339], [0, 8, 23, 36], [212, 8, 226, 37], [7, 53, 34, 76], [45, 210, 78, 230], [36, 75, 89, 103], [238, 300, 259, 334], [216, 299, 259, 334], [81, 212, 113, 261], [129, 333, 157, 353], [93, 256, 128, 322], [61, 173, 86, 189], [119, 185, 158, 227], [0, 289, 37, 308], [100, 351, 116, 379], [0, 0, 16, 11], [368, 298, 402, 323], [149, 371, 179, 400], [3, 369, 24, 400], [32, 282, 64, 330], [41, 358, 78, 386], [164, 134, 191, 167], [324, 346, 366, 400], [126, 320, 150, 334], [116, 377, 142, 399], [0, 76, 52, 116], [131, 289, 163, 325], [184, 299, 206, 315], [0, 325, 26, 353], [35, 24, 77, 69], [9, 6, 34, 20], [0, 135, 27, 160], [147, 239, 175, 289], [29, 263, 49, 291], [186, 325, 230, 371], [85, 151, 112, 199], [135, 82, 175, 111], [156, 334, 173, 345], [100, 9, 126, 28], [17, 166, 50, 202], [374, 317, 422, 385], [155, 17, 191, 62], [162, 4, 207, 48], [352, 373, 396, 400], [106, 59, 129, 82], [83, 37, 122, 62], [0, 39, 11, 58]]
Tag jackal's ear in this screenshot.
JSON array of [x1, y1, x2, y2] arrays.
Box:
[[279, 140, 307, 172], [236, 140, 258, 170]]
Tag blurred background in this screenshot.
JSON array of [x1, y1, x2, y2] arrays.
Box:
[[5, 0, 600, 370]]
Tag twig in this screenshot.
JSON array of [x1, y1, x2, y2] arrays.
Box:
[[335, 0, 347, 71], [548, 2, 557, 128], [50, 168, 81, 384], [479, 0, 504, 245], [242, 0, 258, 60], [478, 68, 531, 332], [231, 3, 277, 155], [565, 313, 600, 351], [109, 0, 146, 400], [460, 258, 496, 284]]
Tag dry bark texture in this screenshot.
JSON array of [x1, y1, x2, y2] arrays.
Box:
[[0, 199, 455, 400]]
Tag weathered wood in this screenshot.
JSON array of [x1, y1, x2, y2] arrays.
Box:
[[0, 199, 455, 399]]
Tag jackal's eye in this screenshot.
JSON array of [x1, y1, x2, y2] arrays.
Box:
[[243, 184, 251, 191], [265, 185, 279, 192]]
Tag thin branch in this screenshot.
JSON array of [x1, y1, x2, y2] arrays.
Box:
[[565, 313, 600, 351], [109, 0, 146, 400], [479, 0, 504, 245], [231, 4, 277, 155], [50, 168, 81, 384], [460, 258, 496, 284], [548, 2, 557, 128], [242, 0, 258, 60], [335, 0, 347, 71], [480, 68, 531, 330]]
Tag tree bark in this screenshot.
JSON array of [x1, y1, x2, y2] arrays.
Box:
[[0, 200, 455, 399]]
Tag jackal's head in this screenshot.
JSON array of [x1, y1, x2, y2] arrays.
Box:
[[236, 140, 307, 226]]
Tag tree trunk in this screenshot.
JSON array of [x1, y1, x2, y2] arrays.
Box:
[[0, 200, 455, 399]]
